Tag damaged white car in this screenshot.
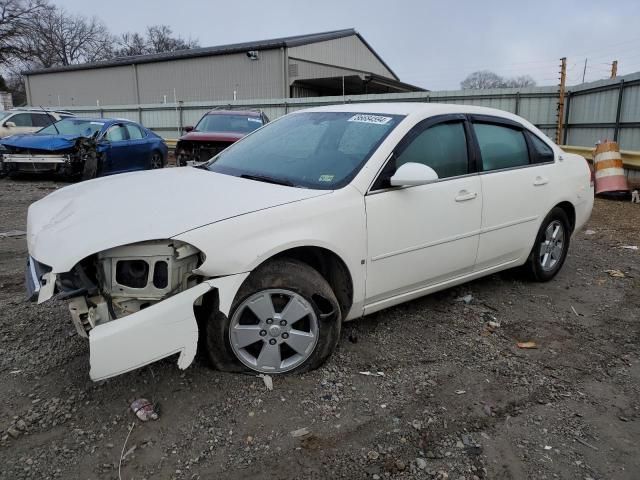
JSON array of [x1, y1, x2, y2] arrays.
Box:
[[26, 103, 594, 381]]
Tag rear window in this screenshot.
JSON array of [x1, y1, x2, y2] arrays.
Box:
[[474, 123, 529, 171], [195, 114, 263, 134]]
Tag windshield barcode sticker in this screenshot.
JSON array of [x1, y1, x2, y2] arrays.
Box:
[[247, 118, 262, 123], [348, 114, 392, 125]]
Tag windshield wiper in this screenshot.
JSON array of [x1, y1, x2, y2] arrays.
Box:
[[240, 173, 295, 187]]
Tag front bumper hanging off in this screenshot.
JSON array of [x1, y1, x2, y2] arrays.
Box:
[[26, 256, 250, 381]]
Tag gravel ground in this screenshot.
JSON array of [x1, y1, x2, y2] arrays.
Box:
[[0, 175, 639, 480]]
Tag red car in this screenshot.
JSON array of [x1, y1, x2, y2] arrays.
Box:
[[176, 109, 269, 166]]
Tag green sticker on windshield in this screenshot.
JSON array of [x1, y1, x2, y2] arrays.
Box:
[[318, 174, 335, 182]]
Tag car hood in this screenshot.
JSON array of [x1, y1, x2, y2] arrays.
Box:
[[178, 131, 246, 143], [27, 167, 329, 272], [1, 134, 87, 151]]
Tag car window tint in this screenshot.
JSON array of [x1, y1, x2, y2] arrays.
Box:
[[395, 122, 468, 179], [31, 114, 53, 127], [474, 123, 529, 171], [126, 124, 144, 140], [10, 113, 32, 127], [528, 133, 554, 163], [105, 125, 128, 142]]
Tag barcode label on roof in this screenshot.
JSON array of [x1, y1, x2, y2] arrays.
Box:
[[348, 114, 392, 125]]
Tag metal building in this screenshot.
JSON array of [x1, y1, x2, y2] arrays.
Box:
[[24, 29, 423, 107]]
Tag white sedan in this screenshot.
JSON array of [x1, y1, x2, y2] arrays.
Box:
[[25, 103, 594, 380]]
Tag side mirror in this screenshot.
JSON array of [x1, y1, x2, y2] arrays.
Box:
[[4, 121, 16, 128], [390, 162, 439, 187], [184, 125, 194, 133]]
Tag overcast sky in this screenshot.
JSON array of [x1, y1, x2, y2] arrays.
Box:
[[54, 0, 640, 90]]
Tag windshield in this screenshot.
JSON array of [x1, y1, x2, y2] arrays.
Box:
[[206, 111, 403, 189], [38, 118, 105, 136], [195, 114, 263, 133]]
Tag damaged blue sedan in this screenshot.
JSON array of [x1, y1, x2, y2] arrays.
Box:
[[0, 117, 168, 179]]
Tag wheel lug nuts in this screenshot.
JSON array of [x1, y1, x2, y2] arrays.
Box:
[[280, 320, 287, 326], [266, 318, 273, 324], [269, 338, 277, 345], [282, 332, 289, 339], [259, 330, 267, 337]]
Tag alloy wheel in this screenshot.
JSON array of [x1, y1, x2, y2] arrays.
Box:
[[539, 220, 565, 271], [229, 289, 319, 373]]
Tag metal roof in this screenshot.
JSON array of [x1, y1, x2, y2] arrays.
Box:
[[25, 28, 398, 79]]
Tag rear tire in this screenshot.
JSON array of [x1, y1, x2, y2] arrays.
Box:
[[206, 258, 342, 374], [523, 207, 571, 282], [150, 151, 164, 169]]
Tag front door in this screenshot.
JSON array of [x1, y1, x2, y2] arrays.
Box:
[[364, 116, 482, 310], [101, 124, 131, 174]]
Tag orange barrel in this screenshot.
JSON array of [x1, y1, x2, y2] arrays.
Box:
[[593, 140, 629, 195]]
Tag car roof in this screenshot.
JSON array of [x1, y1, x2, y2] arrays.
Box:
[[302, 102, 532, 125], [205, 109, 262, 116]]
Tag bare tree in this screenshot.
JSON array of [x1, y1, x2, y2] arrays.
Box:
[[461, 70, 537, 89], [460, 70, 505, 89], [17, 7, 114, 68], [503, 75, 536, 88], [115, 25, 199, 57], [0, 0, 48, 66]]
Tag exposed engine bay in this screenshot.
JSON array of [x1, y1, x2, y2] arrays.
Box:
[[1, 137, 99, 178], [175, 139, 234, 166], [59, 240, 202, 337]]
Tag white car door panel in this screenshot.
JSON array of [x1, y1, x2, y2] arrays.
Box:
[[366, 176, 482, 303], [364, 117, 482, 304], [472, 118, 557, 269]]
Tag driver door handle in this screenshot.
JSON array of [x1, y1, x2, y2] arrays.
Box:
[[533, 176, 549, 186], [455, 190, 478, 202]]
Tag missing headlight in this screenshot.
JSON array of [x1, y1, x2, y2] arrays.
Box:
[[116, 259, 149, 288]]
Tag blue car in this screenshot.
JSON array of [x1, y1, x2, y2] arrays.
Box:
[[0, 117, 168, 180]]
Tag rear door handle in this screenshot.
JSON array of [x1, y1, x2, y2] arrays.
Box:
[[455, 190, 478, 202], [533, 176, 549, 186]]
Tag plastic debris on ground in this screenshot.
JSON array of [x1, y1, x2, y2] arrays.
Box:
[[455, 390, 466, 395], [584, 230, 596, 235], [257, 373, 273, 391], [0, 230, 26, 238], [456, 294, 473, 304], [620, 245, 638, 250], [359, 371, 385, 377], [605, 269, 626, 278], [290, 427, 310, 438], [130, 398, 158, 421], [517, 341, 538, 349]]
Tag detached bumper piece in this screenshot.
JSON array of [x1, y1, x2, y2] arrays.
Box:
[[25, 256, 53, 302]]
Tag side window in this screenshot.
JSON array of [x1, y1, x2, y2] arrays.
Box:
[[125, 124, 144, 140], [105, 125, 128, 142], [474, 123, 529, 171], [395, 122, 469, 179], [31, 114, 53, 127], [10, 113, 33, 127], [527, 132, 555, 163]]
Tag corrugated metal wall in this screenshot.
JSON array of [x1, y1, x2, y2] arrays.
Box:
[[59, 72, 640, 150], [136, 50, 284, 103], [27, 65, 138, 106], [288, 35, 396, 79]]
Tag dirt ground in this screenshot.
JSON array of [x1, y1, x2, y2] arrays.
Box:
[[0, 175, 638, 480]]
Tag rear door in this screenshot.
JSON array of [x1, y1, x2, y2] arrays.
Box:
[[470, 116, 556, 270], [124, 124, 152, 170], [364, 115, 482, 308]]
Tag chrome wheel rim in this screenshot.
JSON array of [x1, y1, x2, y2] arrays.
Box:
[[151, 153, 162, 169], [229, 289, 319, 373], [539, 220, 565, 271]]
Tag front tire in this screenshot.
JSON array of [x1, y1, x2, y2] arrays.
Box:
[[523, 207, 571, 282], [206, 258, 342, 374]]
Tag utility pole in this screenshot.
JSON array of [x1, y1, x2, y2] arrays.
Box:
[[556, 57, 567, 145], [582, 58, 587, 83], [611, 60, 618, 79]]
